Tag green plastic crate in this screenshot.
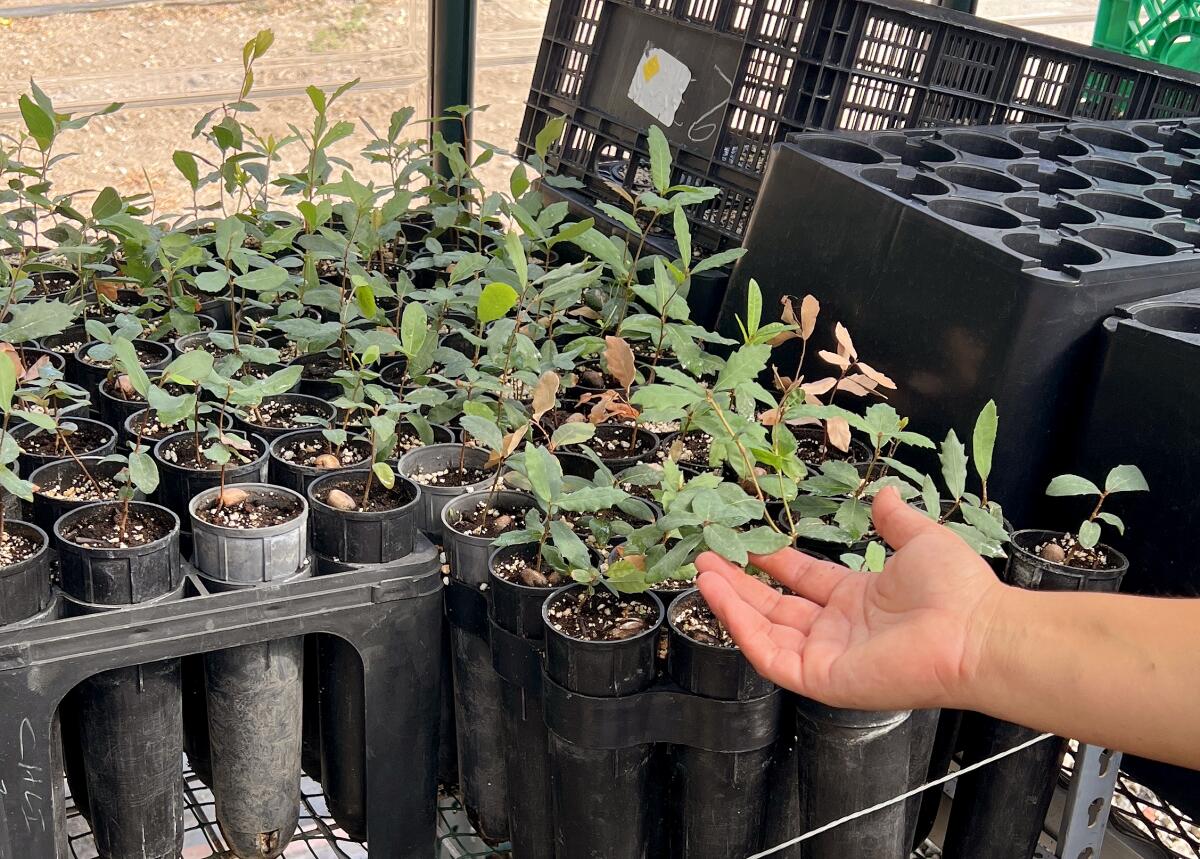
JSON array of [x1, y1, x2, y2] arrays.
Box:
[[1095, 0, 1200, 72]]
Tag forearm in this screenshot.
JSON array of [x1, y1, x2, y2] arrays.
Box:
[[964, 585, 1200, 768]]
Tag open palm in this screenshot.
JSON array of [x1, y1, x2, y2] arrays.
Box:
[[696, 487, 1004, 711]]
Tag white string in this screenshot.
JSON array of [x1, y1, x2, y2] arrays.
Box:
[[747, 730, 1057, 858]]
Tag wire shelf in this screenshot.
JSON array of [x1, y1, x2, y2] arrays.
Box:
[[62, 765, 511, 859]]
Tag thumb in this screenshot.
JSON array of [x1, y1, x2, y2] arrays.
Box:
[[872, 486, 940, 551]]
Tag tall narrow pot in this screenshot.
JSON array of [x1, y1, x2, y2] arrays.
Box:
[[397, 443, 494, 540], [307, 470, 420, 564]]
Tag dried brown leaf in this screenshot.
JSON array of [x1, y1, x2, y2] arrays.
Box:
[[781, 296, 798, 327], [856, 361, 897, 390], [802, 377, 837, 398], [20, 356, 49, 383], [826, 417, 851, 453], [818, 350, 851, 371], [95, 280, 120, 302], [531, 371, 560, 422], [760, 408, 782, 427], [768, 330, 799, 346], [837, 375, 877, 397], [604, 335, 636, 392], [834, 323, 857, 360], [501, 426, 527, 459], [800, 295, 820, 340]]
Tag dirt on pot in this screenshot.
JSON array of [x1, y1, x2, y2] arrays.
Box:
[[316, 473, 416, 513], [60, 505, 171, 549], [36, 469, 123, 502], [661, 431, 713, 466], [0, 529, 40, 566], [546, 588, 657, 641], [585, 427, 656, 461], [130, 412, 197, 441], [195, 489, 304, 528], [408, 464, 491, 487], [1036, 533, 1114, 570], [244, 399, 328, 430], [160, 435, 264, 470]]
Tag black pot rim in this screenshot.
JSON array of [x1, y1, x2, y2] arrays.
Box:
[[74, 337, 172, 367], [306, 468, 421, 521], [440, 489, 533, 542], [1009, 528, 1129, 577], [665, 586, 741, 652], [14, 416, 117, 453], [177, 330, 270, 352], [269, 428, 370, 472], [53, 500, 181, 556], [396, 442, 493, 481], [487, 543, 558, 594], [153, 430, 268, 474], [29, 454, 123, 491], [11, 345, 66, 371], [236, 393, 337, 430], [125, 407, 229, 439], [590, 422, 661, 459], [541, 583, 664, 647], [0, 519, 50, 575]]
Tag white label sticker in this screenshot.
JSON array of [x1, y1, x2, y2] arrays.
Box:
[[627, 44, 692, 127]]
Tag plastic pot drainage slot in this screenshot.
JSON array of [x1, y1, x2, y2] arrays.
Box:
[[1008, 128, 1088, 159], [938, 131, 1024, 160], [1003, 196, 1095, 229], [926, 198, 1021, 229], [1001, 234, 1103, 271], [1006, 162, 1091, 193], [860, 167, 950, 198], [872, 134, 955, 166]]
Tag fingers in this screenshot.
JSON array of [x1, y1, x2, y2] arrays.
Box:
[[696, 571, 805, 690], [694, 553, 822, 633], [744, 546, 852, 605], [872, 486, 941, 551]]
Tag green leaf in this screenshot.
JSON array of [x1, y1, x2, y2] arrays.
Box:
[[128, 449, 159, 494], [1046, 474, 1101, 497], [525, 444, 563, 506], [0, 356, 14, 414], [550, 422, 595, 449], [939, 429, 968, 502], [742, 279, 762, 341], [647, 126, 671, 196], [1105, 465, 1149, 494], [400, 301, 428, 359], [959, 504, 1010, 544], [972, 400, 997, 485], [1078, 519, 1102, 549], [19, 95, 54, 151], [549, 519, 591, 571], [372, 461, 396, 489], [1096, 511, 1125, 535], [555, 486, 628, 513], [459, 416, 502, 453], [477, 282, 518, 326], [112, 338, 151, 396], [534, 115, 566, 160], [235, 264, 289, 292], [255, 365, 302, 397], [505, 231, 528, 289], [0, 300, 74, 343], [161, 350, 213, 386], [739, 526, 791, 556], [703, 523, 747, 565], [0, 465, 34, 503], [355, 283, 377, 319], [673, 206, 691, 267], [91, 187, 122, 221], [864, 541, 887, 572], [715, 344, 770, 392], [173, 150, 201, 188]]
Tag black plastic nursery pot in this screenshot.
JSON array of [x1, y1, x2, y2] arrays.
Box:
[[152, 431, 269, 539], [54, 501, 185, 859], [542, 584, 664, 858], [267, 428, 371, 496], [13, 417, 117, 479], [0, 520, 52, 627], [232, 393, 337, 443], [487, 545, 560, 859], [71, 339, 172, 407], [291, 352, 343, 401], [307, 470, 420, 564], [665, 588, 779, 858], [585, 423, 660, 470], [124, 407, 232, 447], [97, 376, 150, 430], [199, 567, 309, 859], [943, 530, 1129, 859], [794, 697, 913, 858], [396, 443, 495, 540], [439, 490, 534, 843], [29, 457, 140, 539]]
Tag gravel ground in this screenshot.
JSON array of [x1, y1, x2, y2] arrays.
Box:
[[0, 0, 1092, 216]]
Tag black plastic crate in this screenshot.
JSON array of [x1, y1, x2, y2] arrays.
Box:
[[715, 118, 1200, 527], [519, 0, 1200, 253]]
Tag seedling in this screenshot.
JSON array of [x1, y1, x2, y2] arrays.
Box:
[[1043, 465, 1149, 566]]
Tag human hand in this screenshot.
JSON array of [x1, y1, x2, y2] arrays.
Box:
[[696, 487, 1005, 711]]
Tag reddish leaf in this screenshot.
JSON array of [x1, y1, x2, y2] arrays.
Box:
[[95, 280, 119, 301], [760, 408, 781, 427], [1, 343, 25, 378], [20, 356, 49, 382]]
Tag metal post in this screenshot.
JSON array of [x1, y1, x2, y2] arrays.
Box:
[[429, 0, 477, 174], [1058, 745, 1122, 859]]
